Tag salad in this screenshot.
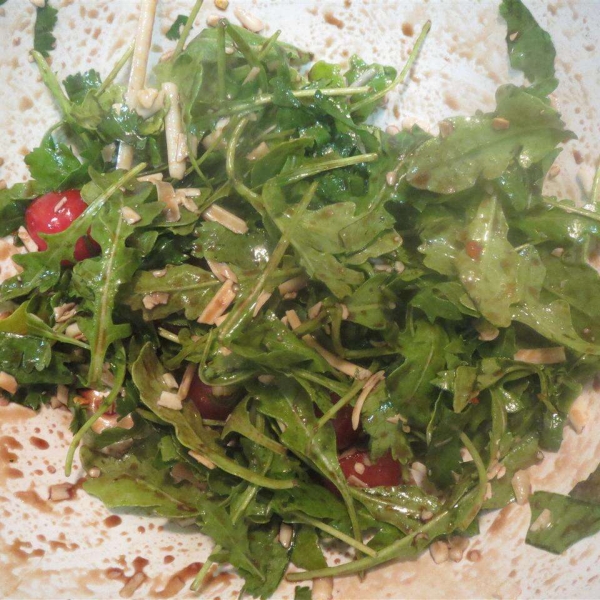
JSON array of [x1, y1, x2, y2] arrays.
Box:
[[1, 0, 600, 598]]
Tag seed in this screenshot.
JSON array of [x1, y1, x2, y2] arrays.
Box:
[[429, 540, 449, 564]]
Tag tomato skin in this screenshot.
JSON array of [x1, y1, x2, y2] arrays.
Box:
[[339, 450, 402, 487], [188, 376, 237, 421], [25, 190, 100, 261], [328, 393, 361, 450]]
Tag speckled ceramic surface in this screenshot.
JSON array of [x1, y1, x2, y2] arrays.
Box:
[[0, 1, 599, 598]]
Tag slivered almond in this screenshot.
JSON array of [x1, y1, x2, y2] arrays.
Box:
[[121, 206, 141, 224], [278, 276, 308, 296], [202, 204, 248, 234], [142, 292, 169, 310], [206, 260, 238, 283], [0, 371, 18, 394], [178, 363, 196, 400], [246, 141, 269, 161], [17, 226, 38, 253], [253, 291, 272, 317], [54, 303, 78, 323], [514, 347, 566, 365], [189, 450, 216, 470], [158, 391, 182, 410], [162, 373, 178, 389], [49, 483, 73, 502], [197, 279, 237, 324], [155, 180, 180, 222], [308, 301, 323, 319]]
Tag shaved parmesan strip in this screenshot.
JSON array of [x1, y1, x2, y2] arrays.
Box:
[[253, 291, 272, 317], [286, 310, 372, 380], [198, 279, 237, 324], [351, 370, 385, 430], [155, 181, 180, 222], [117, 0, 158, 169], [161, 82, 186, 179], [514, 347, 566, 365], [305, 338, 372, 380], [202, 204, 248, 234], [206, 260, 238, 283], [278, 276, 308, 296], [189, 450, 216, 470]]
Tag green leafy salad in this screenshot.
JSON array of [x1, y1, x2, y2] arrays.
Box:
[[2, 0, 600, 597]]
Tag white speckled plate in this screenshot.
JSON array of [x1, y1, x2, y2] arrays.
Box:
[[1, 1, 599, 598]]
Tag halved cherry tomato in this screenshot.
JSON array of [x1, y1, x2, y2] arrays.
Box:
[[188, 376, 237, 421], [25, 190, 100, 261], [328, 393, 361, 450], [339, 450, 402, 487]]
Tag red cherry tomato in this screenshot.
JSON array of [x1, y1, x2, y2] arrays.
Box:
[[25, 190, 100, 261], [339, 450, 402, 487], [188, 376, 237, 421], [328, 393, 361, 450]]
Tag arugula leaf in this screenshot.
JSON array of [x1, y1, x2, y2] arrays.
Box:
[[406, 86, 573, 194], [132, 344, 295, 490], [63, 70, 102, 103], [526, 490, 600, 554], [0, 332, 72, 385], [500, 0, 558, 95], [33, 1, 58, 58], [166, 15, 188, 41], [81, 438, 209, 517], [455, 196, 521, 327], [291, 526, 327, 571], [25, 136, 89, 193], [386, 320, 448, 427], [73, 188, 161, 385], [125, 264, 225, 321]]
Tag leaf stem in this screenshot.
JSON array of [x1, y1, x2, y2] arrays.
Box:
[[293, 514, 377, 557], [210, 85, 373, 119], [64, 344, 126, 476], [174, 0, 204, 57], [273, 153, 378, 187], [96, 43, 134, 96], [219, 182, 318, 341], [226, 117, 264, 213], [31, 50, 71, 116], [216, 19, 227, 102], [350, 20, 431, 114], [591, 163, 600, 207], [317, 379, 365, 429], [544, 197, 600, 223], [457, 432, 487, 530]]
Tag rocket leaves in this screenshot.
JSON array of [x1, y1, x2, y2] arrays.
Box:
[[4, 0, 600, 596]]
